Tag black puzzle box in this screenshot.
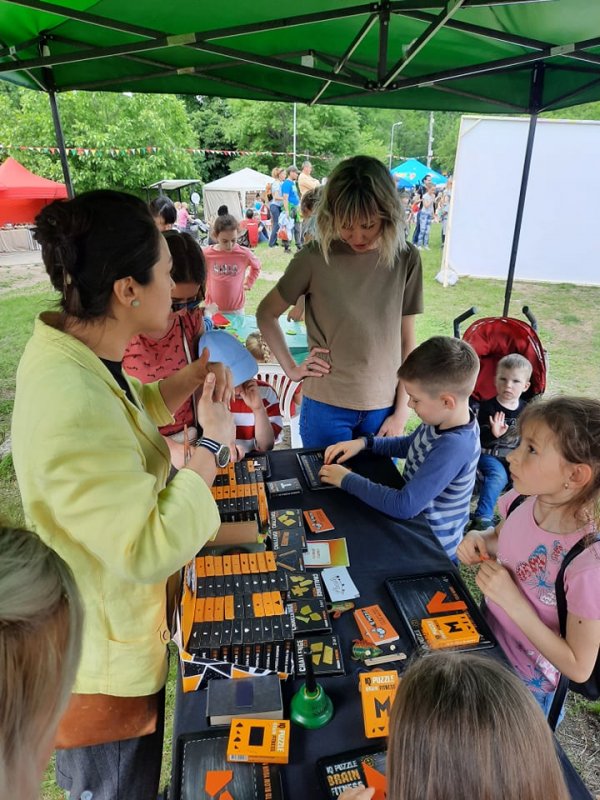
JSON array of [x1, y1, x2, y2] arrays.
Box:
[[172, 730, 284, 800], [317, 744, 387, 800], [385, 571, 496, 653]]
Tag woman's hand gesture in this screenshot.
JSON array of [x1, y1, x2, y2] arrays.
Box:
[[288, 346, 331, 382], [197, 373, 235, 446]]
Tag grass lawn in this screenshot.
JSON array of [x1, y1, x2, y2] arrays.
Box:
[[1, 223, 599, 797]]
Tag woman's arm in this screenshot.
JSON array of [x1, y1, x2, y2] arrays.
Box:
[[377, 314, 417, 436], [257, 287, 330, 382]]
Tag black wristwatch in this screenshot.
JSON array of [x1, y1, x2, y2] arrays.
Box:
[[363, 433, 375, 450], [197, 437, 231, 468]]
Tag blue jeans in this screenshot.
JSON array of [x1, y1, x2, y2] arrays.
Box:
[[536, 687, 566, 728], [475, 454, 509, 520], [269, 203, 281, 246], [299, 396, 394, 449], [417, 211, 433, 246]]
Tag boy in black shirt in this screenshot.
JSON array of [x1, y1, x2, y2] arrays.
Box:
[[470, 354, 532, 530]]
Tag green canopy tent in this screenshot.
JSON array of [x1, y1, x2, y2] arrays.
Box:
[[1, 0, 600, 312]]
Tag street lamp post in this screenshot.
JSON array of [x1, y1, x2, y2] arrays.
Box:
[[388, 121, 403, 170]]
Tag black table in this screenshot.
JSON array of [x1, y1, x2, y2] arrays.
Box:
[[172, 448, 592, 800]]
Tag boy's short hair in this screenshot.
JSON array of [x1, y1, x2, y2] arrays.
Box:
[[398, 336, 479, 399], [497, 353, 533, 380], [245, 209, 254, 219]]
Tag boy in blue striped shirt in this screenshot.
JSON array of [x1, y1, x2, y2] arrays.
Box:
[[320, 337, 480, 561]]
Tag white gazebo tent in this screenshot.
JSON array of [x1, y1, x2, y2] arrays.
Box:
[[202, 167, 271, 221]]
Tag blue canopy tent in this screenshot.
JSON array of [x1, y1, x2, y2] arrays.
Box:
[[391, 158, 446, 188]]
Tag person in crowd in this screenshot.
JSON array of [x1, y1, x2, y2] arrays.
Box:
[[458, 396, 600, 719], [239, 209, 268, 248], [253, 192, 262, 213], [149, 195, 177, 232], [268, 167, 286, 248], [320, 337, 480, 562], [257, 155, 423, 448], [416, 182, 436, 250], [281, 164, 302, 251], [300, 185, 320, 245], [298, 159, 320, 197], [123, 229, 212, 469], [471, 353, 532, 530], [11, 190, 235, 800], [198, 330, 282, 456], [410, 173, 431, 245], [339, 651, 569, 800], [176, 201, 191, 231], [438, 176, 452, 245], [0, 524, 83, 800], [203, 214, 261, 314]]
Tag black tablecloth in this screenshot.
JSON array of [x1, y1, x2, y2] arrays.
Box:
[[172, 448, 591, 800]]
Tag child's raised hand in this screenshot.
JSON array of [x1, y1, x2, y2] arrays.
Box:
[[324, 439, 364, 465], [489, 411, 508, 438], [456, 532, 491, 565], [319, 463, 350, 488], [238, 379, 263, 411]]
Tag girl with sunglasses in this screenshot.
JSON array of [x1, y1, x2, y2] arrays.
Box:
[[123, 229, 214, 467]]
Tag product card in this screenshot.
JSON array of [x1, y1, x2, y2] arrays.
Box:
[[321, 566, 360, 602]]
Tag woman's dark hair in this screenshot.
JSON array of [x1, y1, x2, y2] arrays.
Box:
[[163, 230, 206, 296], [149, 195, 176, 225], [217, 205, 229, 216], [34, 190, 161, 321]]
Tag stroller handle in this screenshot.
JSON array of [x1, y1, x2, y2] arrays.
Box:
[[453, 307, 477, 338], [522, 306, 538, 331]]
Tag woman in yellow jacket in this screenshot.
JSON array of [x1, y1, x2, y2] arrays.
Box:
[[11, 190, 235, 800]]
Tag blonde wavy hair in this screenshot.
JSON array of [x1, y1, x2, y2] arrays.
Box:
[[388, 652, 569, 800], [246, 331, 272, 363], [316, 155, 406, 268], [0, 525, 83, 799]]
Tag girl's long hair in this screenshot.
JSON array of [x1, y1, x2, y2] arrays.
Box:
[[316, 155, 406, 268], [0, 526, 83, 800], [387, 652, 570, 800]]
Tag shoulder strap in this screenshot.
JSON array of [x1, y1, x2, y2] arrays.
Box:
[[506, 493, 527, 517], [547, 531, 599, 731]]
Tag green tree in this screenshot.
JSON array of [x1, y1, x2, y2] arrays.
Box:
[[0, 87, 201, 194]]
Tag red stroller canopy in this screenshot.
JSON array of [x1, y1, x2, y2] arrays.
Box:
[[463, 317, 547, 403]]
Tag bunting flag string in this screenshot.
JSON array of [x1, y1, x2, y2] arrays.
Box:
[[0, 143, 331, 160]]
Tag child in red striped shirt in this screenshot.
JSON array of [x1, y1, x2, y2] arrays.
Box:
[[198, 330, 282, 456]]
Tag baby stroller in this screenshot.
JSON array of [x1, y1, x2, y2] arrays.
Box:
[[453, 305, 547, 404]]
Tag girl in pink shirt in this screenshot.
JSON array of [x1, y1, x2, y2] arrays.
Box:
[[202, 214, 261, 313], [458, 396, 600, 720]]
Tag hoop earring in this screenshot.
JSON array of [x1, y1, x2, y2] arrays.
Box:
[[131, 300, 140, 308]]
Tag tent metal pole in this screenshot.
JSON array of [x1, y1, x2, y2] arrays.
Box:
[[47, 90, 74, 199], [502, 62, 544, 317], [38, 37, 74, 198]]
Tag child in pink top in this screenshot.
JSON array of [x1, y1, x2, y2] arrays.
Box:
[[458, 396, 600, 719], [202, 214, 261, 313]]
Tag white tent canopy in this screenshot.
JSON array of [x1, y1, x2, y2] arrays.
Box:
[[203, 167, 271, 222]]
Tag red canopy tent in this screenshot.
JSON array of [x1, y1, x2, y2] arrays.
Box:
[[0, 157, 67, 225]]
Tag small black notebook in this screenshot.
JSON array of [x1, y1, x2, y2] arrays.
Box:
[[172, 730, 285, 800]]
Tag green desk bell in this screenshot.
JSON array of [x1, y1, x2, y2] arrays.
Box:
[[290, 645, 334, 729]]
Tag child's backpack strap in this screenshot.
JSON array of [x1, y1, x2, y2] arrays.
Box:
[[548, 533, 600, 731], [506, 493, 527, 517]]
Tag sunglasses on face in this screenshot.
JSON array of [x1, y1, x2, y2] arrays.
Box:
[[171, 292, 203, 312]]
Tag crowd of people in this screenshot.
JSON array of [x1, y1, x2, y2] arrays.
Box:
[[1, 154, 599, 800]]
